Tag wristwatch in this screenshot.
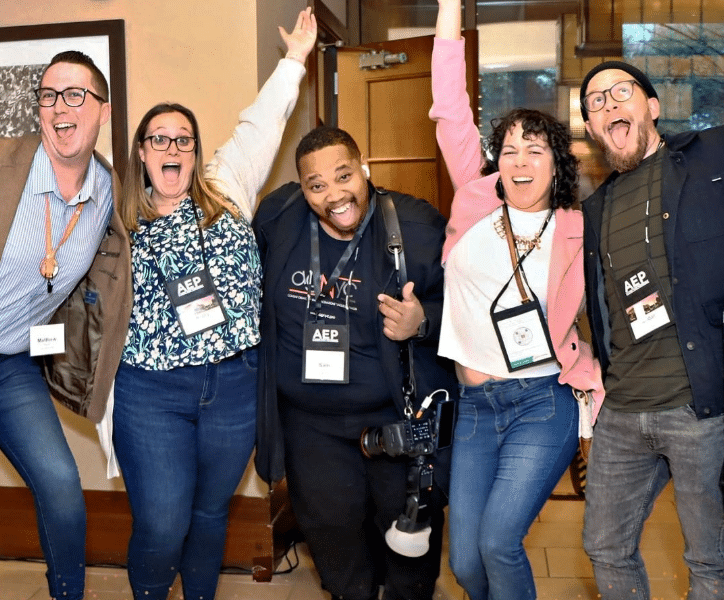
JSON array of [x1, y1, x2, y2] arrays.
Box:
[[415, 315, 429, 339]]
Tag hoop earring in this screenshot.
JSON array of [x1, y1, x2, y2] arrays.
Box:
[[550, 175, 558, 205], [495, 177, 505, 200]]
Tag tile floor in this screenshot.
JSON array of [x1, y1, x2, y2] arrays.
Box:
[[0, 479, 687, 600]]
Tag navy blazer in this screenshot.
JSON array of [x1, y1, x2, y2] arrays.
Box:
[[582, 125, 724, 419]]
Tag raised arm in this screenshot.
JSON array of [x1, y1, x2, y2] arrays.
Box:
[[206, 8, 317, 222], [436, 0, 461, 40], [280, 7, 318, 65], [429, 0, 486, 191]]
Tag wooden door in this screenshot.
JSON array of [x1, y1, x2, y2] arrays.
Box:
[[335, 30, 478, 219]]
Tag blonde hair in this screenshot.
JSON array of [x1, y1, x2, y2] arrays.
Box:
[[121, 103, 239, 232]]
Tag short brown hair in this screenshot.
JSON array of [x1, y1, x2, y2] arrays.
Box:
[[42, 51, 109, 101]]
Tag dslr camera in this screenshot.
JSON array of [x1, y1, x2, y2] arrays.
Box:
[[360, 416, 436, 459], [359, 392, 455, 558], [359, 390, 454, 460]]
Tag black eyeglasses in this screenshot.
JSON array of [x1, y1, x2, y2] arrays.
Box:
[[35, 87, 107, 108], [142, 134, 197, 152], [583, 80, 641, 114]]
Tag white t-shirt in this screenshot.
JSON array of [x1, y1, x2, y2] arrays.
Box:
[[439, 205, 561, 379]]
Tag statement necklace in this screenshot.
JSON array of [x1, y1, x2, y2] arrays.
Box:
[[494, 213, 545, 253]]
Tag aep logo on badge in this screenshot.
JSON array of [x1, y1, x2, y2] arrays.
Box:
[[312, 327, 339, 342], [178, 276, 203, 297], [624, 271, 649, 296]]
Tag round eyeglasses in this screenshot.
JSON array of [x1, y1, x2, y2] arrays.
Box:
[[142, 135, 197, 152], [35, 87, 107, 108], [583, 80, 640, 113]]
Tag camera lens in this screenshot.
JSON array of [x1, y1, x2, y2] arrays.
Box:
[[360, 427, 386, 458]]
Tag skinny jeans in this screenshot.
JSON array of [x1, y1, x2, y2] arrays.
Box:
[[113, 348, 257, 600], [448, 374, 578, 600]]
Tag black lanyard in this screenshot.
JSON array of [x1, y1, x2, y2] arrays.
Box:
[[308, 196, 376, 318], [143, 199, 211, 281]]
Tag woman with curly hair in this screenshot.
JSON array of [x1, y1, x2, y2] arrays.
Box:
[[429, 1, 604, 599]]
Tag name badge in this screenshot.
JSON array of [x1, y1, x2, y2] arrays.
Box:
[[29, 323, 65, 356], [302, 322, 350, 383], [491, 300, 556, 372], [615, 261, 672, 341], [165, 269, 228, 338]]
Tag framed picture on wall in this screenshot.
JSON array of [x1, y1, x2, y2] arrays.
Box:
[[0, 19, 128, 179]]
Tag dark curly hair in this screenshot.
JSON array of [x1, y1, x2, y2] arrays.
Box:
[[482, 108, 579, 209]]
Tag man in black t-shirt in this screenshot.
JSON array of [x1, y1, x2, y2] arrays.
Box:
[[252, 127, 456, 600], [580, 61, 724, 600]]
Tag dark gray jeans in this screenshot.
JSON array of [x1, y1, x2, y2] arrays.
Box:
[[583, 403, 724, 600]]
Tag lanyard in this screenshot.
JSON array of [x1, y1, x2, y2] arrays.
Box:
[[191, 201, 212, 272], [308, 195, 376, 318], [40, 193, 85, 293], [141, 200, 230, 338], [492, 204, 552, 309], [143, 199, 211, 281]]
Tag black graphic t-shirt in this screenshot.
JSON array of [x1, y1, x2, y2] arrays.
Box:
[[275, 222, 392, 414]]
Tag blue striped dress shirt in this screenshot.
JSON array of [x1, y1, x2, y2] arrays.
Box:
[[0, 143, 113, 353]]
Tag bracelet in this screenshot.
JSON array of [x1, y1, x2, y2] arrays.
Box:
[[285, 52, 306, 64]]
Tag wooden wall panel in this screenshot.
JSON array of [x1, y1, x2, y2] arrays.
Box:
[[0, 486, 295, 582]]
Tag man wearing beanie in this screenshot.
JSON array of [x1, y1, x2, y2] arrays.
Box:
[[579, 61, 724, 599]]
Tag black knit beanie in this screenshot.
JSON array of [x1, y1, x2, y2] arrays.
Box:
[[579, 61, 658, 121]]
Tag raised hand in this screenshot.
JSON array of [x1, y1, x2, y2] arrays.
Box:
[[279, 7, 318, 64], [436, 0, 461, 39]]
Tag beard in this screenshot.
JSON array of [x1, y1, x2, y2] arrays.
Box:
[[593, 122, 652, 173]]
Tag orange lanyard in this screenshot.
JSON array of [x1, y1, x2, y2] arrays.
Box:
[[40, 194, 85, 292]]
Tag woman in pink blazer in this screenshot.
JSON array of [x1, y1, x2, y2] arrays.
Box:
[[430, 1, 604, 599]]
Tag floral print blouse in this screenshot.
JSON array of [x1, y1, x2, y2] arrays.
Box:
[[121, 197, 261, 370]]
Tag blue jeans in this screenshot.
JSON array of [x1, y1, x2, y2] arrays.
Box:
[[113, 348, 257, 600], [583, 404, 724, 600], [0, 353, 86, 600], [448, 374, 578, 600]]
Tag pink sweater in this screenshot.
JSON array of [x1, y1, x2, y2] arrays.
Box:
[[430, 37, 604, 419]]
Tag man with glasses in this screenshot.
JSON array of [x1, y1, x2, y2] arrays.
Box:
[[0, 51, 131, 600], [579, 61, 724, 600]]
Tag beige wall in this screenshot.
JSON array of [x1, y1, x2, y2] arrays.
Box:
[[0, 0, 312, 494], [257, 0, 316, 196]]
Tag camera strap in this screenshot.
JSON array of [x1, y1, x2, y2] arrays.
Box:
[[379, 191, 408, 286], [378, 190, 416, 416]]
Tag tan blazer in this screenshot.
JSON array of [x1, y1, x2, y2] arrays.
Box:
[[0, 135, 132, 423]]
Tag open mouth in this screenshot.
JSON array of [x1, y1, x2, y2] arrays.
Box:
[[329, 201, 353, 216], [608, 118, 631, 149], [54, 122, 76, 138], [160, 162, 183, 184], [512, 176, 533, 185], [161, 162, 181, 175]]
